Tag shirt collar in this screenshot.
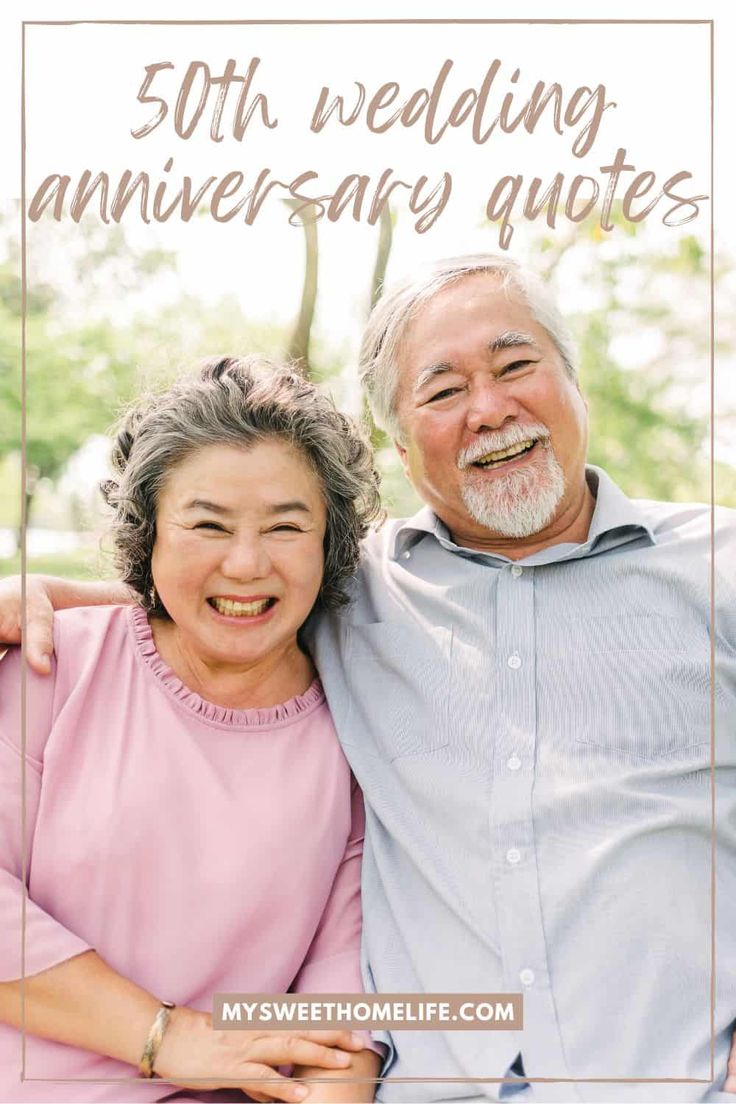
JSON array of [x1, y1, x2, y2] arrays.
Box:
[[391, 465, 656, 563], [584, 466, 656, 548]]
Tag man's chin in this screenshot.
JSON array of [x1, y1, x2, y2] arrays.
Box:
[[460, 462, 566, 540], [462, 501, 558, 540]]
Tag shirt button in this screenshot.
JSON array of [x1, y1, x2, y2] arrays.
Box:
[[402, 550, 411, 560], [511, 565, 523, 577], [519, 968, 535, 987], [507, 755, 522, 771], [507, 654, 522, 670], [506, 848, 521, 865]]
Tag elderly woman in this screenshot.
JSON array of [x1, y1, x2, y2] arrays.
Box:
[[0, 357, 383, 1103]]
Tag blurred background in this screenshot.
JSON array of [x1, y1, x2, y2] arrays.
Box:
[[1, 198, 734, 581]]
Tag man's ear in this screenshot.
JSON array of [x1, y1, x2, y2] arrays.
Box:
[[574, 375, 587, 405], [393, 437, 410, 475]]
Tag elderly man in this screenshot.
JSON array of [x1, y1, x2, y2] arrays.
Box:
[[2, 254, 735, 1103]]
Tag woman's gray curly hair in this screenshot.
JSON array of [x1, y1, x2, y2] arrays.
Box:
[[100, 355, 383, 617]]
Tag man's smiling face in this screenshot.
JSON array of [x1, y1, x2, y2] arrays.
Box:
[[393, 272, 590, 550]]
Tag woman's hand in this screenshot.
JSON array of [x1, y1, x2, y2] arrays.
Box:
[[290, 1045, 381, 1102], [154, 1006, 365, 1102], [0, 953, 363, 1102]]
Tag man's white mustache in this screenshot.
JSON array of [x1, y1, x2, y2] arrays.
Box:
[[457, 423, 551, 469]]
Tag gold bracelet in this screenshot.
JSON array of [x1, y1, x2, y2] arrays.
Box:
[[139, 1000, 176, 1079]]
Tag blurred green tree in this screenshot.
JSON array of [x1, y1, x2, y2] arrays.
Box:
[[2, 201, 733, 572], [0, 213, 176, 544], [531, 212, 734, 505]]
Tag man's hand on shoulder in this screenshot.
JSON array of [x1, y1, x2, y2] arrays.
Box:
[[0, 574, 53, 674], [0, 574, 132, 675]]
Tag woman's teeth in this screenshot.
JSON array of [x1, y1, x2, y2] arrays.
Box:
[[209, 597, 274, 617], [474, 439, 536, 468]]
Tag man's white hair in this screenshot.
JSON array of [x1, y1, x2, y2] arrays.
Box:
[[358, 254, 577, 441]]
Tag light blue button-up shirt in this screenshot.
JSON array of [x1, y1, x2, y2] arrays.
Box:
[[311, 468, 736, 1103]]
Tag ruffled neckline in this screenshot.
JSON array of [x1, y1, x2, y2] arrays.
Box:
[[127, 605, 325, 730]]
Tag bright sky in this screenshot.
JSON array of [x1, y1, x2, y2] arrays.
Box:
[[0, 0, 733, 460]]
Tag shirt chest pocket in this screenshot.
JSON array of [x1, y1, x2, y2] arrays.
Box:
[[542, 614, 712, 760], [343, 622, 453, 760]]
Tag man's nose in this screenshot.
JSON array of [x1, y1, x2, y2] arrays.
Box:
[[466, 381, 521, 435], [220, 535, 271, 581]]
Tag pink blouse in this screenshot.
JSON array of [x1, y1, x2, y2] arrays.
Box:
[[0, 606, 368, 1102]]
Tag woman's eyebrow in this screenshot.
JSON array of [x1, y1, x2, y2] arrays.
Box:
[[183, 499, 313, 515], [265, 501, 312, 515], [184, 499, 231, 514]]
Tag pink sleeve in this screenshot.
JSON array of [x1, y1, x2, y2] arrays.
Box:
[[291, 781, 387, 1059], [0, 641, 92, 982], [291, 777, 366, 995]]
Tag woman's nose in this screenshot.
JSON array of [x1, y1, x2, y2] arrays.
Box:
[[220, 536, 271, 581]]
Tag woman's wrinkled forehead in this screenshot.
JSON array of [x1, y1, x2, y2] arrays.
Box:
[[155, 439, 327, 520]]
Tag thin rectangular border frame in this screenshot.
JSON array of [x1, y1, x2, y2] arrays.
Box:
[[18, 16, 716, 1090]]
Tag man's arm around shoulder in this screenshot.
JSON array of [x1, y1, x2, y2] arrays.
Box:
[[0, 575, 133, 674]]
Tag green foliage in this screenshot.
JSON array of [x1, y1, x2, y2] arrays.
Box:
[[1, 203, 733, 552], [123, 293, 293, 387], [0, 455, 19, 528], [2, 316, 140, 483], [526, 208, 732, 506], [577, 310, 706, 501], [0, 212, 181, 533], [0, 548, 113, 580]]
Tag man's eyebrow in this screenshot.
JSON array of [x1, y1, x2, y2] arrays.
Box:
[[413, 363, 454, 394], [489, 330, 540, 354], [413, 332, 541, 395]]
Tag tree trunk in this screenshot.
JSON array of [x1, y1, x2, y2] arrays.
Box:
[[365, 206, 395, 447], [17, 465, 38, 556], [284, 200, 318, 377], [369, 206, 393, 310]]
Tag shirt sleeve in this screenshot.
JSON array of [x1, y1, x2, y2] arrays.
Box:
[[0, 642, 92, 982], [291, 776, 366, 995], [291, 778, 388, 1063]]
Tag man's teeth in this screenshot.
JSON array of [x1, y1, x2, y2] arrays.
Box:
[[210, 597, 273, 617], [474, 439, 536, 467]]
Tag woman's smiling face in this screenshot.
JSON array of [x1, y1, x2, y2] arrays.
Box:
[[150, 439, 327, 673]]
